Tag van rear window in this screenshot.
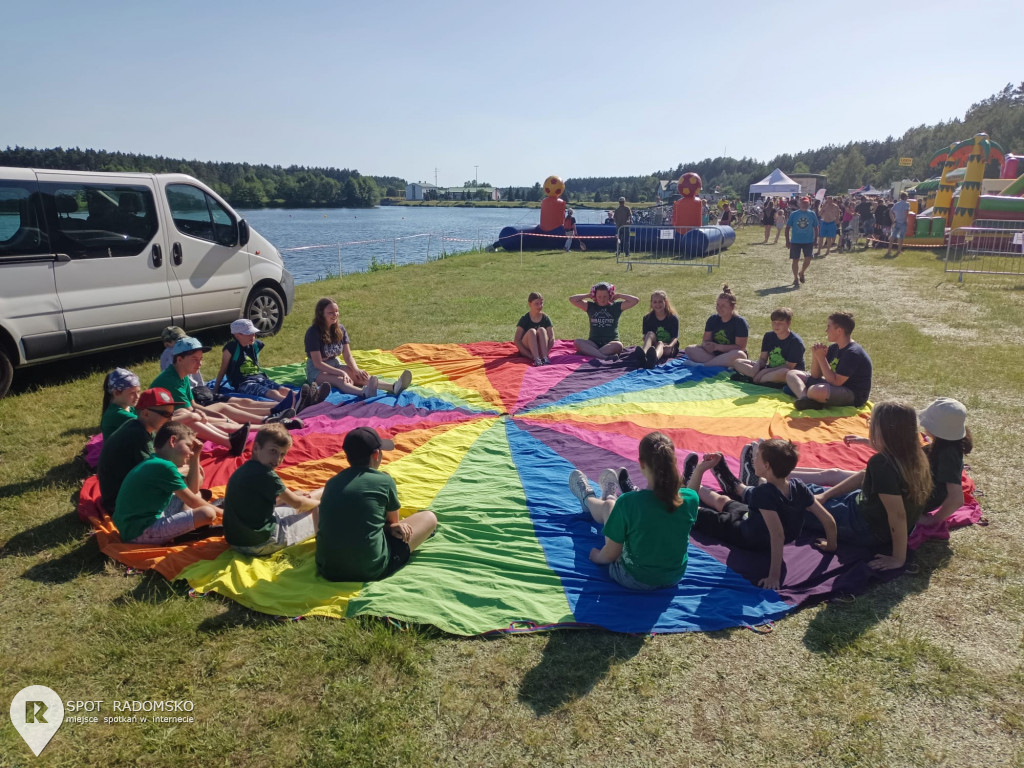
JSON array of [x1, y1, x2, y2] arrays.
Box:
[[40, 182, 157, 259], [0, 182, 48, 258]]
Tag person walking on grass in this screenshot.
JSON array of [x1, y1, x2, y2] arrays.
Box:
[[886, 191, 911, 257], [785, 196, 818, 288]]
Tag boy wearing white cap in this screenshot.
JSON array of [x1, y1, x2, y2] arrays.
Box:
[[214, 319, 328, 415]]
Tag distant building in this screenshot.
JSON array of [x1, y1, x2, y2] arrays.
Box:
[[789, 173, 828, 195], [405, 183, 439, 201], [656, 179, 679, 202]]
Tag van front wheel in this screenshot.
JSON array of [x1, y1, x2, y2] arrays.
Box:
[[0, 348, 13, 398], [245, 287, 285, 336]]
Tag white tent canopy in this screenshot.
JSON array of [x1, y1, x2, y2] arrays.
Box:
[[749, 168, 801, 199]]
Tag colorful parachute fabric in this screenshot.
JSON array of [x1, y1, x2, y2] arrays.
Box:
[[80, 341, 983, 636]]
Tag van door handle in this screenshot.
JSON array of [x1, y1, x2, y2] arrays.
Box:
[[152, 243, 163, 267], [172, 242, 183, 266]]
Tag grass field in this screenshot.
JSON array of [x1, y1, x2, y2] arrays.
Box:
[[1, 224, 1021, 767]]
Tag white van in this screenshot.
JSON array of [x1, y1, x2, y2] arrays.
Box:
[[0, 168, 294, 397]]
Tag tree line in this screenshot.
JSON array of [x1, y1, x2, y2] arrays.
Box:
[[4, 84, 1020, 208], [568, 83, 1024, 202], [0, 146, 407, 209]]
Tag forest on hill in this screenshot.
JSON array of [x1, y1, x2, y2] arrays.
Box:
[[4, 83, 1021, 206], [560, 82, 1024, 203], [0, 146, 406, 208]]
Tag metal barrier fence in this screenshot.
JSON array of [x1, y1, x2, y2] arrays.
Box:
[[280, 231, 486, 280], [944, 226, 1024, 281], [615, 225, 726, 274]]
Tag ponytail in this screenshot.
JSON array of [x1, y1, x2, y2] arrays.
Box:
[[638, 432, 682, 512]]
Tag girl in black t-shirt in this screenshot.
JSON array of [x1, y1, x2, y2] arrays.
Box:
[[514, 292, 555, 366], [682, 284, 749, 367], [634, 290, 680, 368]]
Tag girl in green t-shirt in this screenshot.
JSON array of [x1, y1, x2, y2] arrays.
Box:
[[100, 368, 141, 440], [569, 432, 698, 590]]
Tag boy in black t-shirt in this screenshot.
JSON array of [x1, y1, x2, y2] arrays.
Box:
[[786, 311, 872, 410], [685, 439, 837, 590], [730, 307, 805, 385]]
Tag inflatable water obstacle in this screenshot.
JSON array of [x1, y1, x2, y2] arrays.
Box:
[[494, 173, 735, 257]]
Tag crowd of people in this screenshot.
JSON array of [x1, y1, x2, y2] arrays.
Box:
[[94, 284, 971, 593]]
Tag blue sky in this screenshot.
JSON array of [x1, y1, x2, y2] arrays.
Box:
[[2, 1, 1019, 187]]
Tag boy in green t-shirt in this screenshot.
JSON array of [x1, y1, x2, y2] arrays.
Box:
[[316, 427, 437, 582], [223, 423, 324, 556], [113, 422, 220, 545]]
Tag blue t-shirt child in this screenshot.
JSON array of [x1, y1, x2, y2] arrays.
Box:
[[786, 210, 819, 243]]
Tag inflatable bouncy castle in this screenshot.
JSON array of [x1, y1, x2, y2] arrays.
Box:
[[495, 172, 734, 256]]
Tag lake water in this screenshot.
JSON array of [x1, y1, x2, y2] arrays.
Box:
[[238, 206, 612, 284]]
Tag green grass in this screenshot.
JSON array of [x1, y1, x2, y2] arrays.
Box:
[[1, 224, 1023, 766]]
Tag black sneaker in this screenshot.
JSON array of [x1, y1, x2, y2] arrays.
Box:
[[739, 442, 758, 487], [712, 459, 743, 500], [682, 452, 699, 487], [295, 383, 312, 413], [228, 422, 250, 457], [617, 467, 639, 494], [645, 347, 659, 369]]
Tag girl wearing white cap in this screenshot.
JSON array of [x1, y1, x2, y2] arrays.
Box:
[[914, 398, 972, 529]]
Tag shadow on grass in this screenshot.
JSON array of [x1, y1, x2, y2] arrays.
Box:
[[1, 504, 87, 559], [754, 284, 801, 297], [6, 342, 165, 397], [518, 631, 645, 716], [0, 455, 90, 503], [196, 599, 284, 634], [18, 530, 106, 583], [109, 572, 186, 606], [802, 539, 953, 654]]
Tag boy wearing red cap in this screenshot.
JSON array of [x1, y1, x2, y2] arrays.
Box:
[[97, 387, 182, 511], [316, 427, 437, 582]]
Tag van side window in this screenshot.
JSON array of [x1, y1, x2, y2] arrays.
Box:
[[167, 184, 237, 246], [0, 182, 48, 258], [39, 182, 157, 259]]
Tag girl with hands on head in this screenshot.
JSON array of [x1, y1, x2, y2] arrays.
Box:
[[569, 281, 639, 360]]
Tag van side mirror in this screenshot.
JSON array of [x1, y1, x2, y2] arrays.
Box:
[[238, 219, 250, 246]]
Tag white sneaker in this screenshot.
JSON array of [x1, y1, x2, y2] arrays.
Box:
[[393, 369, 412, 396], [568, 470, 596, 513], [361, 376, 379, 399], [598, 468, 619, 501]]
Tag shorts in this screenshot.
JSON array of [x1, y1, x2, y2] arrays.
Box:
[[608, 558, 676, 591], [891, 220, 907, 239], [861, 218, 874, 236], [237, 374, 281, 399], [231, 507, 317, 556], [381, 533, 412, 577], [789, 242, 814, 260], [802, 377, 856, 406], [804, 485, 882, 550], [128, 497, 197, 545], [819, 221, 838, 238], [306, 356, 343, 384]]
